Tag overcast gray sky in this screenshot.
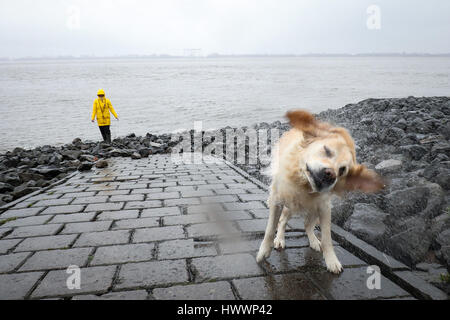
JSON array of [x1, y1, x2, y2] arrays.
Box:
[[1, 0, 449, 58]]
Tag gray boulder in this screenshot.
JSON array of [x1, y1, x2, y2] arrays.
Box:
[[95, 159, 108, 168], [375, 159, 402, 174], [345, 203, 387, 244], [78, 162, 93, 171], [131, 152, 142, 160], [436, 229, 450, 266], [386, 216, 432, 266], [384, 186, 429, 217]]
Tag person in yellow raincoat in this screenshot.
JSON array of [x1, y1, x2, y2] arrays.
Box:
[[91, 89, 119, 144]]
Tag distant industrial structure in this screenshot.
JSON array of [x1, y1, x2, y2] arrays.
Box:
[[183, 49, 202, 57]]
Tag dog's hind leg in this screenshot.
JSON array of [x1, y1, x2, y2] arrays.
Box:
[[274, 207, 291, 250], [256, 194, 283, 263], [305, 214, 321, 252]]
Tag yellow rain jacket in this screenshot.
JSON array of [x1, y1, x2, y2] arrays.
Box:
[[91, 98, 118, 126]]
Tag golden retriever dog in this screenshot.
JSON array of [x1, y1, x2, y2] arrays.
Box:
[[256, 110, 384, 274]]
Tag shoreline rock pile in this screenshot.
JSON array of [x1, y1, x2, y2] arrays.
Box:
[[0, 133, 177, 206]]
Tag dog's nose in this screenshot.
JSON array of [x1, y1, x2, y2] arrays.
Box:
[[320, 168, 336, 184]]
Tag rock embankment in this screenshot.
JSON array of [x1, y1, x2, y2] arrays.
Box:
[[230, 96, 450, 293]]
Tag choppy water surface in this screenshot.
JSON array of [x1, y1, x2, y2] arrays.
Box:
[[0, 56, 449, 152]]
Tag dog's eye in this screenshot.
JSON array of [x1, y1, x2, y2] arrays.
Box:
[[339, 166, 346, 176], [324, 146, 332, 158]]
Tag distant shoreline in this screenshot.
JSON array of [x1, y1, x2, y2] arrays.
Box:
[[2, 53, 450, 62]]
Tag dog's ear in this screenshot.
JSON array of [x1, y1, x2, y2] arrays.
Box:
[[286, 110, 316, 132], [286, 110, 328, 138], [341, 164, 385, 193]]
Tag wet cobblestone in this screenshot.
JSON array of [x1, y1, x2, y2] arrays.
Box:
[[0, 155, 431, 299]]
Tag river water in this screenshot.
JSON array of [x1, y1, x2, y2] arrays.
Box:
[[0, 56, 449, 152]]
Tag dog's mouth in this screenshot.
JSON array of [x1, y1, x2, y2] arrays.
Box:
[[305, 164, 336, 193]]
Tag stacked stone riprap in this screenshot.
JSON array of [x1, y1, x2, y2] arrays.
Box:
[[209, 96, 449, 293]]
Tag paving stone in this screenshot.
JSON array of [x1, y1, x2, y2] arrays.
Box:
[[250, 209, 268, 219], [15, 234, 77, 252], [34, 198, 73, 207], [133, 226, 185, 243], [214, 188, 246, 195], [124, 200, 162, 210], [238, 193, 269, 202], [71, 196, 109, 204], [153, 281, 235, 300], [91, 243, 155, 265], [115, 260, 188, 290], [72, 290, 148, 300], [109, 194, 145, 202], [49, 212, 96, 224], [163, 214, 208, 226], [309, 267, 409, 299], [186, 203, 223, 215], [237, 219, 268, 233], [393, 270, 448, 300], [223, 201, 266, 211], [61, 221, 112, 234], [0, 228, 11, 239], [149, 181, 176, 188], [41, 205, 85, 215], [0, 239, 21, 254], [263, 247, 366, 274], [85, 202, 124, 212], [131, 188, 164, 194], [31, 265, 116, 299], [209, 210, 253, 221], [20, 247, 92, 271], [0, 272, 44, 299], [61, 191, 96, 198], [0, 252, 30, 273], [197, 183, 226, 190], [178, 180, 206, 186], [158, 239, 216, 260], [0, 215, 52, 228], [141, 207, 181, 217], [74, 230, 130, 247], [164, 198, 201, 207], [0, 207, 43, 219], [113, 217, 160, 230], [287, 217, 306, 231], [145, 192, 180, 200], [192, 253, 264, 282], [187, 222, 238, 238], [6, 224, 62, 239], [97, 189, 131, 196], [218, 238, 262, 255], [233, 273, 325, 300], [26, 192, 63, 201], [117, 183, 148, 190], [97, 210, 139, 221], [165, 186, 195, 192], [201, 195, 238, 204], [181, 190, 214, 198]]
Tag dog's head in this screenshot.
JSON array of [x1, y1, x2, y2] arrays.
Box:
[[286, 110, 384, 194]]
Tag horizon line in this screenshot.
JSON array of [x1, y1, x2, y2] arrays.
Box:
[[2, 52, 450, 61]]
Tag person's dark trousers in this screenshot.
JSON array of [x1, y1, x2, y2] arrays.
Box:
[[98, 125, 111, 144]]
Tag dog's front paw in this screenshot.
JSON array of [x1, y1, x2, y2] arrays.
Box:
[[273, 237, 285, 250], [256, 242, 272, 263], [309, 238, 321, 252], [325, 256, 343, 274]]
